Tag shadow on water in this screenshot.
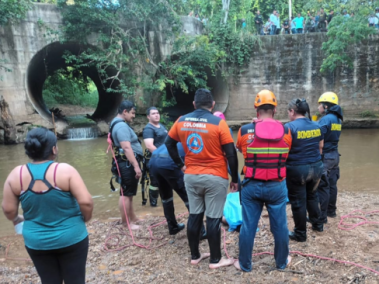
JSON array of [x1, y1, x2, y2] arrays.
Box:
[[0, 129, 378, 237]]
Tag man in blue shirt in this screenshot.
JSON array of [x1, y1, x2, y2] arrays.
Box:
[[317, 92, 343, 224], [149, 143, 206, 237], [293, 13, 304, 34]]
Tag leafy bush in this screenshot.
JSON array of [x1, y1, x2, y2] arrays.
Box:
[[42, 68, 98, 108]]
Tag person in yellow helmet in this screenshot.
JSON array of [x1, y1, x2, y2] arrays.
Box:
[[234, 90, 292, 272], [316, 92, 343, 224]]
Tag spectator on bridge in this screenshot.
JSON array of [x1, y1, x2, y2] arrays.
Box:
[[305, 17, 316, 33], [282, 18, 290, 34], [276, 13, 281, 34], [315, 11, 320, 30], [368, 13, 377, 27], [326, 10, 334, 28], [290, 17, 296, 34], [264, 19, 272, 35], [241, 19, 247, 29], [254, 10, 264, 35], [270, 10, 278, 35], [293, 13, 305, 34], [343, 10, 350, 18], [319, 8, 327, 32]]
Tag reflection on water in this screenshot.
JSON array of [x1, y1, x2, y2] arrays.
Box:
[[0, 129, 378, 237]]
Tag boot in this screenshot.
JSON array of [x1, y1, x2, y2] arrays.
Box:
[[289, 231, 306, 242], [162, 199, 185, 235], [187, 213, 204, 260], [149, 187, 159, 207], [206, 216, 222, 264]]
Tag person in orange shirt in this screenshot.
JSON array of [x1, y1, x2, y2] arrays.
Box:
[[234, 90, 292, 272], [165, 88, 239, 269]]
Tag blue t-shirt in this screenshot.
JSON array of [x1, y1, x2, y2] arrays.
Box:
[[318, 111, 342, 153], [150, 143, 185, 170], [293, 17, 304, 29], [285, 118, 323, 166]]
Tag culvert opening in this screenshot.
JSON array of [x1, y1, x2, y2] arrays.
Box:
[[163, 68, 229, 120], [26, 42, 122, 123]]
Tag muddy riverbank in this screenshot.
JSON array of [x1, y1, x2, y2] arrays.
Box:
[[1, 191, 379, 283]]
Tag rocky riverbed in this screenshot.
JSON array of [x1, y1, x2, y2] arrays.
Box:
[[1, 191, 379, 283]]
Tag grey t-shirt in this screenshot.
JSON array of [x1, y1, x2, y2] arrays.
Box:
[[110, 118, 143, 156], [142, 123, 168, 149]]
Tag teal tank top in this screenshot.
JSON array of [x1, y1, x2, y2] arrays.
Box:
[[19, 161, 88, 250]]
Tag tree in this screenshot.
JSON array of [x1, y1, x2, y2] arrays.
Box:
[[0, 0, 32, 26], [304, 0, 379, 73]]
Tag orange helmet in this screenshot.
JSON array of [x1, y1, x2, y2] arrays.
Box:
[[254, 90, 277, 108]]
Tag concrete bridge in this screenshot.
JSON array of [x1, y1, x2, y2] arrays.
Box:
[[1, 4, 379, 143]]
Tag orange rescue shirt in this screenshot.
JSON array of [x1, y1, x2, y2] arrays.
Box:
[[168, 109, 234, 179]]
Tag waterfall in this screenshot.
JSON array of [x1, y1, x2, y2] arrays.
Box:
[[67, 127, 98, 140]]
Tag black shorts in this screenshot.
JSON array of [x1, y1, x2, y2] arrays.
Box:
[[113, 160, 140, 196]]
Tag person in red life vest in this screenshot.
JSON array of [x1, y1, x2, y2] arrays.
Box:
[[234, 90, 292, 272], [285, 99, 324, 242], [165, 88, 239, 269]]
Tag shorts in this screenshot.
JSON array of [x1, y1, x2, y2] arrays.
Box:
[[184, 174, 229, 218], [112, 160, 140, 196]]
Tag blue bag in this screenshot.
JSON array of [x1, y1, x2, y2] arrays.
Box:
[[223, 192, 243, 232]]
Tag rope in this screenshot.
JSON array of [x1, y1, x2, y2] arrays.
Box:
[[338, 209, 379, 231]]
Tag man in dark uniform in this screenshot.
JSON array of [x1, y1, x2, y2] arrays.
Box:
[[317, 92, 343, 223], [254, 10, 263, 35], [110, 100, 143, 230], [142, 107, 168, 206]]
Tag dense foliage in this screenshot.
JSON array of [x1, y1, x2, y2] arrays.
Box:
[[53, 0, 259, 109], [43, 68, 98, 108]]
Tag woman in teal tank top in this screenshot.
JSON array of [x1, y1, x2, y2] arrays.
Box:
[[2, 127, 93, 284]]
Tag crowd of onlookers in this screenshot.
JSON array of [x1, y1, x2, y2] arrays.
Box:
[[188, 7, 379, 35], [255, 7, 379, 35]]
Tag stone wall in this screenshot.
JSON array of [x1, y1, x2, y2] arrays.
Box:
[[0, 4, 62, 128], [1, 4, 379, 142], [225, 33, 379, 120]]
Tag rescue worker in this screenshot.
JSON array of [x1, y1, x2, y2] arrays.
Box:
[[165, 88, 239, 269], [142, 107, 168, 207], [285, 99, 324, 242], [110, 100, 143, 230], [149, 143, 207, 238], [234, 90, 291, 272], [317, 92, 343, 223]]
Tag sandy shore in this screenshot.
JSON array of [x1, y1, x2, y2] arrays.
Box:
[[1, 191, 379, 283]]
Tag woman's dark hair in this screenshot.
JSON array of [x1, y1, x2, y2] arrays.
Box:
[[118, 100, 135, 114], [194, 88, 213, 109], [288, 98, 311, 119], [24, 127, 57, 161]]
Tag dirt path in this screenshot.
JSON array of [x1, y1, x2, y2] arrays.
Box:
[[1, 191, 379, 283]]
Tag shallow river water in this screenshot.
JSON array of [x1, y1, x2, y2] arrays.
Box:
[[0, 129, 378, 237]]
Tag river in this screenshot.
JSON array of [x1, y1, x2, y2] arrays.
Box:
[[0, 129, 378, 237]]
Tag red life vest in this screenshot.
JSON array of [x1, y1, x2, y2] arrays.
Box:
[[244, 118, 289, 181]]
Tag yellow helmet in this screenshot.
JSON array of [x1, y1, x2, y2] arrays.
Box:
[[318, 92, 338, 105], [254, 90, 277, 107]]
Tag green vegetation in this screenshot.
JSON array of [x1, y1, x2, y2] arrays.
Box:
[[303, 0, 379, 73], [52, 0, 260, 109], [43, 68, 98, 108], [360, 110, 377, 118]]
